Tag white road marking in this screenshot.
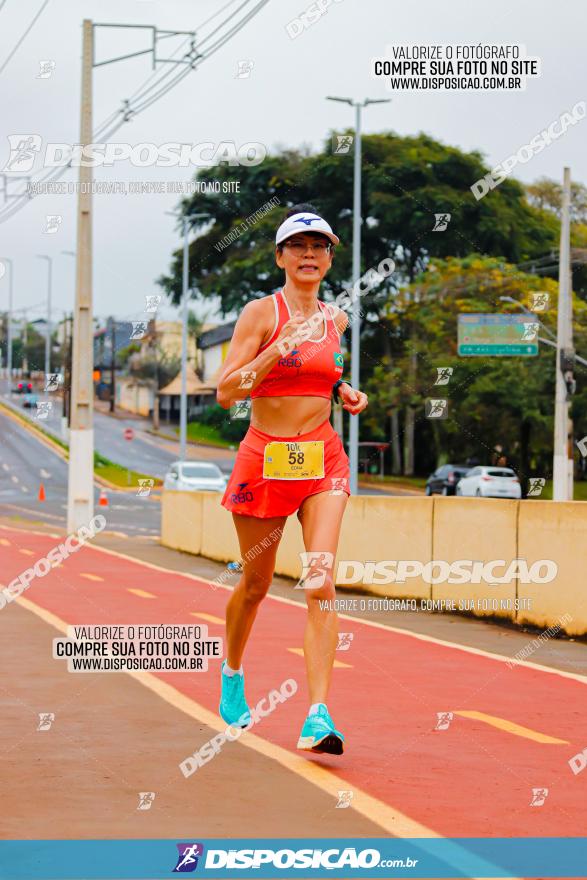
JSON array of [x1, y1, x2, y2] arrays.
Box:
[[40, 469, 51, 479], [11, 475, 18, 484], [2, 463, 9, 472]]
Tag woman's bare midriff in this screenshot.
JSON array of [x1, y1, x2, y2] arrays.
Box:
[[251, 395, 331, 437]]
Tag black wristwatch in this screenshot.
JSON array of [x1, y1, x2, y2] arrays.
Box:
[[333, 379, 349, 401]]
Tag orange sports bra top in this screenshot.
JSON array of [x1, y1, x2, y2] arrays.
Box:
[[250, 290, 344, 399]]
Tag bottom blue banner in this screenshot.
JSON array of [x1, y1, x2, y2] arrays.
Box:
[[0, 837, 586, 879]]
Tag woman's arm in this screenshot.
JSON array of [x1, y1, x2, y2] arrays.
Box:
[[216, 301, 276, 409], [216, 300, 309, 408]]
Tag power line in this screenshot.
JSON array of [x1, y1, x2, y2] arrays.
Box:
[[0, 0, 50, 76], [122, 0, 242, 107], [133, 0, 270, 116], [0, 0, 269, 224]]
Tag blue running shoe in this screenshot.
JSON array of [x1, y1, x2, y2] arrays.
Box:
[[297, 704, 344, 755], [219, 661, 251, 727]]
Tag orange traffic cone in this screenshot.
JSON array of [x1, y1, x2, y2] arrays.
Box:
[[38, 483, 46, 502], [98, 489, 108, 507]]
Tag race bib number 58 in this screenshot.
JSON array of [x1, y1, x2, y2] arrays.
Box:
[[263, 441, 325, 480]]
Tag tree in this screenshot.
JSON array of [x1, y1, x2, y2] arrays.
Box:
[[157, 131, 558, 318], [525, 177, 587, 224], [156, 132, 572, 473], [363, 255, 587, 480]]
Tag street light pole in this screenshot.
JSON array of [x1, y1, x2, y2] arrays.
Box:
[[348, 101, 362, 495], [0, 257, 13, 377], [326, 96, 390, 494], [180, 216, 189, 461], [498, 295, 557, 341], [61, 251, 76, 439], [36, 255, 53, 397], [553, 168, 573, 501], [166, 211, 208, 462]]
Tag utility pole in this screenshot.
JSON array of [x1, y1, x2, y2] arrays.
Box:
[[36, 255, 53, 397], [326, 96, 390, 494], [63, 20, 200, 530], [22, 315, 28, 374], [67, 19, 94, 533], [109, 317, 116, 413], [553, 167, 574, 501], [0, 258, 13, 377]]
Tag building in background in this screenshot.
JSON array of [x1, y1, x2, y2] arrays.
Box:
[[115, 375, 156, 417], [156, 320, 235, 424], [197, 321, 236, 387]]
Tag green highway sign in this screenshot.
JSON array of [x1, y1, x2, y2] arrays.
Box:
[[458, 314, 539, 356]]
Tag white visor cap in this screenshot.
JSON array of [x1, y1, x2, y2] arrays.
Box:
[[275, 212, 340, 247]]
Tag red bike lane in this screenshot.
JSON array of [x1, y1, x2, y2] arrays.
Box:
[[1, 524, 586, 841]]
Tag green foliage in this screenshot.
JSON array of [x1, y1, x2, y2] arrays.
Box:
[[155, 131, 585, 479], [157, 131, 558, 318], [365, 255, 587, 476], [196, 403, 248, 443]]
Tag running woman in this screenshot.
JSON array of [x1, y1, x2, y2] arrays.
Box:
[[216, 204, 368, 754]]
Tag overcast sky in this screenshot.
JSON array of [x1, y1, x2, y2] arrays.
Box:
[[1, 0, 586, 329]]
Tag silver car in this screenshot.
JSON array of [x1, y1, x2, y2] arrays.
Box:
[[456, 466, 521, 499], [163, 461, 227, 493]]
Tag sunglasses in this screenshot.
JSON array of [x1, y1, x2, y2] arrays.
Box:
[[283, 240, 332, 256]]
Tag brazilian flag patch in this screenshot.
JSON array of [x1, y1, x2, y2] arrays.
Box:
[[334, 352, 344, 369]]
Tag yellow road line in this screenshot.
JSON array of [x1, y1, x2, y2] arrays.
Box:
[[0, 538, 10, 546], [288, 647, 352, 669], [79, 572, 104, 582], [2, 523, 585, 689], [11, 593, 521, 877], [454, 710, 569, 744], [190, 612, 224, 625], [14, 594, 437, 837], [18, 548, 35, 556], [127, 588, 156, 599]]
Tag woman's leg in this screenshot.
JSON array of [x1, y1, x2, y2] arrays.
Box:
[[296, 491, 348, 704], [225, 512, 287, 669]]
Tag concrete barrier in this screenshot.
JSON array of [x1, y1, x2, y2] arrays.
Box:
[[161, 491, 203, 556], [161, 490, 587, 635], [517, 500, 587, 637], [432, 497, 518, 619]]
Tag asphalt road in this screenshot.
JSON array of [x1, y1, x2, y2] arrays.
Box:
[[0, 382, 409, 495], [0, 407, 161, 537], [0, 381, 236, 479]]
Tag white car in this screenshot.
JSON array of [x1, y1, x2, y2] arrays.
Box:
[[456, 466, 521, 499], [163, 461, 227, 493]]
